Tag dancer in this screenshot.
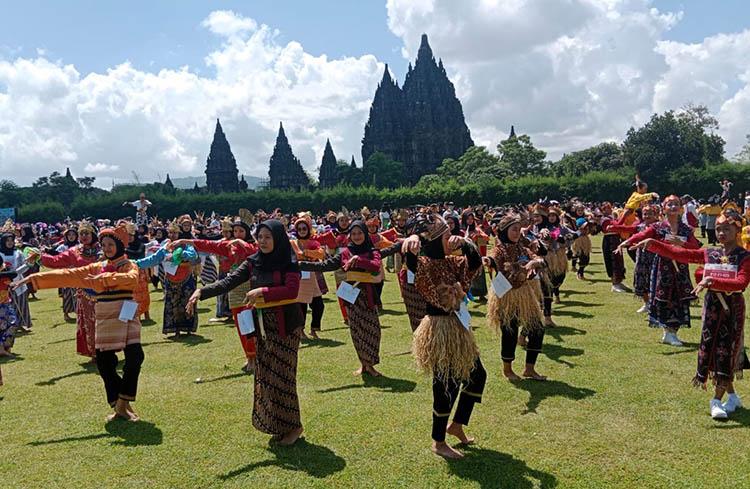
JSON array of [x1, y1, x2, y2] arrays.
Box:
[[187, 219, 304, 445], [462, 209, 489, 301], [16, 224, 144, 421], [38, 220, 101, 358], [618, 196, 700, 346], [291, 212, 327, 339], [300, 221, 384, 376], [636, 210, 749, 419], [486, 213, 547, 381], [402, 212, 485, 459], [0, 223, 32, 334], [600, 202, 628, 292]]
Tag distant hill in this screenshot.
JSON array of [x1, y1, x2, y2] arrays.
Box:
[[170, 175, 264, 190]]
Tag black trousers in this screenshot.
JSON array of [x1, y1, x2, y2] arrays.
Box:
[[432, 358, 486, 442], [96, 343, 145, 407], [501, 319, 544, 365], [301, 296, 325, 331], [601, 234, 625, 282], [374, 281, 384, 307], [707, 229, 717, 245], [576, 253, 590, 274]]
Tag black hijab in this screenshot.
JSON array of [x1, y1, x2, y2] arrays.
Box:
[[248, 219, 298, 272], [347, 220, 374, 255], [0, 233, 15, 255], [64, 229, 79, 247], [102, 236, 126, 260]]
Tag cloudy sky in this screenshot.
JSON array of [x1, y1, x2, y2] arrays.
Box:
[[1, 0, 749, 187]]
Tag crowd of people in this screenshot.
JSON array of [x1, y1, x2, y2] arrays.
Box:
[[3, 180, 750, 458]]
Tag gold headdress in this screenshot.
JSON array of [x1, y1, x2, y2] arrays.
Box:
[[0, 219, 15, 234], [78, 219, 96, 234], [166, 220, 180, 234], [238, 208, 255, 227]]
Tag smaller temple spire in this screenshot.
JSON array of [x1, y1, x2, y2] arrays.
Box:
[[509, 125, 516, 139], [417, 33, 434, 63], [350, 155, 357, 168], [164, 173, 174, 188]]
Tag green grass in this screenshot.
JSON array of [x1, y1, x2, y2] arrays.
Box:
[[4, 235, 750, 488]]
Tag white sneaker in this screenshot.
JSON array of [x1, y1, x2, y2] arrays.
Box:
[[611, 283, 627, 293], [723, 393, 743, 413], [662, 331, 684, 347], [636, 304, 648, 314], [711, 399, 728, 419]]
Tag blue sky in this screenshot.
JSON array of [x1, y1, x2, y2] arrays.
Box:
[[2, 1, 747, 80], [1, 1, 748, 185]]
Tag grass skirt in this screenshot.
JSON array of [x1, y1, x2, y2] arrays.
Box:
[[487, 281, 544, 335], [413, 314, 479, 382]]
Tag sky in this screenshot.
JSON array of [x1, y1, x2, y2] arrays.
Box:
[[1, 0, 749, 187]]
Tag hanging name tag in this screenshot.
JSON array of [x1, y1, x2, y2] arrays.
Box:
[[491, 271, 512, 298], [665, 234, 687, 243], [704, 263, 738, 280], [237, 309, 256, 335], [163, 260, 178, 276], [301, 271, 311, 279], [455, 302, 471, 330], [14, 283, 28, 296], [336, 282, 360, 304], [119, 300, 138, 322], [407, 269, 415, 284]]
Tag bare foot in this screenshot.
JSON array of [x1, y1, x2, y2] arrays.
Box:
[[432, 441, 464, 459], [503, 366, 521, 382], [64, 314, 73, 321], [310, 331, 320, 339], [447, 422, 475, 445], [554, 297, 561, 305], [522, 368, 547, 381], [144, 314, 151, 321], [364, 365, 382, 377], [277, 427, 304, 446], [353, 366, 364, 376], [0, 348, 12, 357], [300, 331, 309, 340], [518, 335, 528, 348], [544, 317, 557, 328], [242, 361, 255, 374]]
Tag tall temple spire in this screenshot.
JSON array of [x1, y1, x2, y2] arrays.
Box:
[[509, 125, 516, 139], [318, 138, 338, 188], [164, 173, 174, 189], [205, 118, 239, 193], [268, 122, 309, 190], [362, 33, 473, 184], [350, 155, 356, 168]]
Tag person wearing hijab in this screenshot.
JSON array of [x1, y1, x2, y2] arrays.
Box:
[[400, 212, 485, 459], [291, 212, 328, 339], [125, 222, 152, 323], [38, 220, 101, 358], [0, 264, 20, 361], [16, 224, 144, 421], [0, 224, 33, 335], [461, 209, 490, 301], [487, 213, 548, 382], [172, 211, 260, 372], [300, 220, 385, 376], [187, 220, 304, 445], [314, 211, 354, 324], [57, 227, 80, 321]]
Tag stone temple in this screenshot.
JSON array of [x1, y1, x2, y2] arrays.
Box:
[[361, 34, 473, 184], [205, 119, 239, 193]]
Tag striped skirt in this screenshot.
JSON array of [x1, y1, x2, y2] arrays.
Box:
[[76, 291, 97, 358], [345, 292, 381, 366], [94, 301, 141, 351], [10, 288, 31, 329], [200, 256, 218, 286], [253, 309, 302, 435], [62, 287, 77, 314], [163, 274, 198, 334]]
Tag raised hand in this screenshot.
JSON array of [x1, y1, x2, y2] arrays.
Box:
[[185, 289, 201, 317]]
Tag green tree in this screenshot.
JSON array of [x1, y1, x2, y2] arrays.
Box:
[[497, 133, 547, 177], [552, 142, 626, 177], [335, 159, 364, 186], [427, 146, 510, 184], [733, 134, 750, 163], [362, 152, 404, 188]]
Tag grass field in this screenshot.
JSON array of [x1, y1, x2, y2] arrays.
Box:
[[4, 235, 750, 488]]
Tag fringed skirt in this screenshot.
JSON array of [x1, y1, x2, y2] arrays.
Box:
[[62, 287, 76, 314], [469, 267, 488, 298], [571, 236, 592, 256], [163, 274, 198, 334], [400, 280, 426, 332], [345, 292, 381, 365], [487, 281, 545, 336], [0, 303, 19, 349], [413, 314, 479, 382], [76, 291, 96, 358], [253, 309, 302, 435], [545, 248, 568, 288], [694, 291, 748, 388]]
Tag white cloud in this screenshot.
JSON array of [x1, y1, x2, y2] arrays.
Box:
[[386, 0, 747, 159], [0, 11, 382, 186], [84, 162, 120, 172]]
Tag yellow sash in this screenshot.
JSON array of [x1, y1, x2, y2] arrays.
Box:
[[346, 270, 380, 283], [255, 296, 298, 308]]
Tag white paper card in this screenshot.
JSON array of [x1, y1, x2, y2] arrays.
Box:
[[237, 309, 256, 335], [407, 269, 415, 284], [14, 283, 28, 296], [455, 302, 471, 330], [336, 282, 360, 304], [119, 300, 138, 322], [301, 271, 311, 279], [163, 260, 179, 276], [491, 271, 512, 298]]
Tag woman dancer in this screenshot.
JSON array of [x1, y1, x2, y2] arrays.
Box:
[[402, 212, 486, 459], [16, 224, 144, 421], [291, 213, 327, 339], [487, 213, 547, 381], [618, 196, 700, 346], [636, 210, 750, 419], [0, 224, 32, 335], [300, 221, 384, 376], [187, 220, 304, 445], [462, 210, 489, 301]]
